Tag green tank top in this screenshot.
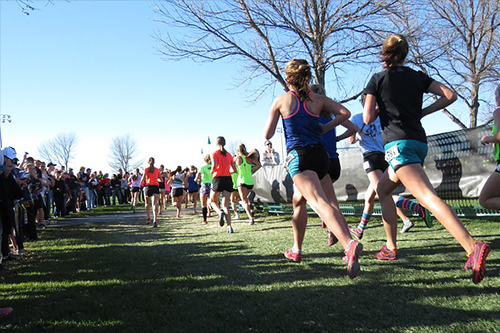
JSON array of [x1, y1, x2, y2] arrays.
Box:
[[199, 164, 213, 184], [493, 124, 500, 162], [237, 156, 254, 186], [231, 172, 238, 190]]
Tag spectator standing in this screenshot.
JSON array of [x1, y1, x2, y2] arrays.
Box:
[[46, 162, 56, 215], [100, 173, 111, 206], [66, 169, 79, 213], [261, 140, 280, 166], [52, 171, 66, 217], [110, 174, 121, 205], [40, 162, 54, 224], [88, 172, 98, 209], [26, 163, 45, 227], [0, 147, 23, 260], [78, 166, 90, 210]]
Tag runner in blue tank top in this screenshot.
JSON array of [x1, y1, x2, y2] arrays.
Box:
[[264, 58, 363, 279], [312, 84, 357, 246]]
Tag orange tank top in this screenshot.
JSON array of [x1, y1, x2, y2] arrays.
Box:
[[211, 150, 233, 177], [143, 167, 161, 186]]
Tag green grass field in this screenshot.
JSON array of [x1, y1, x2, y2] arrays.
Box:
[[1, 207, 499, 333]]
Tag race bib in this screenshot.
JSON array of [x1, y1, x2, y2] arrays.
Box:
[[385, 144, 400, 162], [284, 152, 296, 170]]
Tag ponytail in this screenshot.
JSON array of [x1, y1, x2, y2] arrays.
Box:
[[148, 157, 155, 174], [238, 143, 248, 157], [217, 136, 227, 156], [285, 59, 312, 101]]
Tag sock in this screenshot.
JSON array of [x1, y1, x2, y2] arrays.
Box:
[[202, 207, 207, 221], [396, 196, 423, 215], [357, 212, 371, 232], [293, 248, 302, 254], [403, 218, 411, 224]]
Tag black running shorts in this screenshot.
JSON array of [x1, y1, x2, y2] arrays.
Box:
[[212, 176, 234, 193], [144, 185, 160, 197], [285, 144, 329, 180], [172, 188, 184, 198], [327, 157, 341, 181], [363, 151, 389, 173]]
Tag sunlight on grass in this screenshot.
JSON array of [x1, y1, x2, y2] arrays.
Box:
[[8, 319, 123, 329], [16, 271, 51, 277], [1, 210, 498, 333]]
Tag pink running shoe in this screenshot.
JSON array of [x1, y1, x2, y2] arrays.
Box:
[[464, 241, 490, 284], [327, 230, 338, 247], [375, 245, 398, 260], [348, 225, 363, 240], [284, 249, 302, 262], [345, 240, 363, 279], [418, 206, 433, 228], [146, 218, 151, 225], [0, 307, 13, 317]]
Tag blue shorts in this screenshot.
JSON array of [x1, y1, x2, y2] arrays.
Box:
[[384, 139, 428, 170]]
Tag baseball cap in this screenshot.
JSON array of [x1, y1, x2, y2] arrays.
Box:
[[2, 147, 18, 163], [47, 162, 57, 167]]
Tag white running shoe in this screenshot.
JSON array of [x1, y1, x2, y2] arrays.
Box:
[[400, 219, 414, 233]]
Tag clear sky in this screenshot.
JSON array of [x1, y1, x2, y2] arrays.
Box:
[[0, 0, 462, 173]]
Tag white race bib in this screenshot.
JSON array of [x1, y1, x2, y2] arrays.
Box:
[[385, 144, 400, 162], [284, 153, 296, 170]]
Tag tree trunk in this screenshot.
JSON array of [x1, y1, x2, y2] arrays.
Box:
[[469, 82, 480, 128]]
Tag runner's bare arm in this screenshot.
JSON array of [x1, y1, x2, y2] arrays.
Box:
[[320, 97, 351, 133], [363, 94, 378, 124], [264, 97, 282, 140], [422, 81, 457, 117], [336, 120, 357, 142]]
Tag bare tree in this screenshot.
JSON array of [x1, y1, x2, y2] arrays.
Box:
[[15, 0, 54, 15], [153, 0, 395, 102], [38, 132, 78, 169], [389, 0, 500, 129], [226, 139, 245, 156], [108, 134, 143, 173], [429, 0, 500, 128]]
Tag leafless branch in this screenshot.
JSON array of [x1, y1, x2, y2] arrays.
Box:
[[38, 132, 78, 169], [108, 134, 143, 173]]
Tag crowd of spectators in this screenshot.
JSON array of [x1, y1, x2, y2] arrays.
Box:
[[0, 147, 144, 267], [0, 147, 209, 266]]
